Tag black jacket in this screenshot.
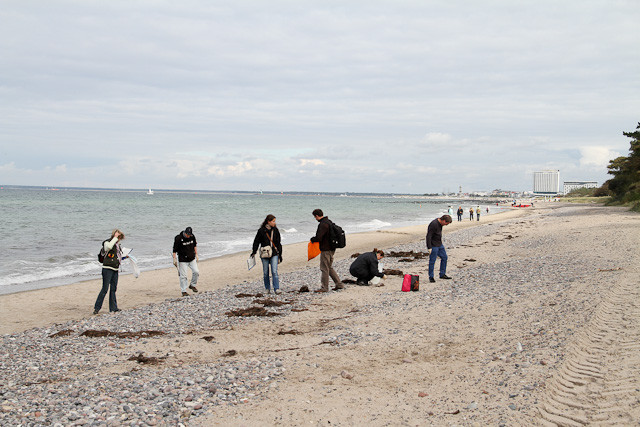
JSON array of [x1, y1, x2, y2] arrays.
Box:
[[252, 226, 282, 258], [310, 217, 332, 251], [425, 218, 443, 249], [349, 251, 383, 281], [173, 232, 197, 262]]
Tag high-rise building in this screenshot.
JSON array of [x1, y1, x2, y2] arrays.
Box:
[[533, 170, 560, 195]]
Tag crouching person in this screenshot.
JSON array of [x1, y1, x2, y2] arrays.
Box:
[[349, 249, 385, 286]]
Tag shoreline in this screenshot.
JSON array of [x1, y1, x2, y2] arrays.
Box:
[[1, 203, 638, 425], [1, 208, 525, 335]]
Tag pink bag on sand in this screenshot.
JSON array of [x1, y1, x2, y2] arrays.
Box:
[[402, 274, 419, 292]]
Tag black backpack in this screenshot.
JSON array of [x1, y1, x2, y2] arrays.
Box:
[[328, 220, 346, 249], [97, 240, 107, 263]]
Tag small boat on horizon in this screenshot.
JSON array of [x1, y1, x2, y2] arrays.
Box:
[[147, 188, 154, 195]]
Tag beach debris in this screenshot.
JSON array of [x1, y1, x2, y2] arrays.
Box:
[[80, 330, 165, 339], [48, 330, 74, 338], [201, 336, 215, 342], [466, 402, 478, 410], [291, 308, 309, 312], [225, 307, 281, 317], [463, 258, 477, 262], [341, 370, 354, 380], [252, 298, 292, 307], [383, 269, 404, 276], [418, 392, 428, 397], [516, 342, 523, 352], [388, 250, 429, 259], [299, 285, 310, 293], [445, 409, 460, 415], [127, 353, 163, 365], [278, 329, 302, 335], [222, 350, 237, 357], [235, 293, 257, 298], [598, 267, 622, 272]]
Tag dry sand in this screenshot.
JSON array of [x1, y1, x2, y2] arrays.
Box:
[[1, 204, 639, 426]]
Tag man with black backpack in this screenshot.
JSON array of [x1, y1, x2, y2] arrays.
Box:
[[310, 209, 344, 292]]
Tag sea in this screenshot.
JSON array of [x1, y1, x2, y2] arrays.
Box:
[[0, 187, 503, 295]]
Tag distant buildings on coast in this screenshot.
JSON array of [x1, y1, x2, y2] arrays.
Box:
[[532, 170, 598, 196]]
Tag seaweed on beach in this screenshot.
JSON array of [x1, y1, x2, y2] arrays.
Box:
[[201, 336, 215, 342], [81, 330, 165, 339], [291, 308, 308, 312], [128, 353, 163, 365], [388, 250, 429, 259], [253, 298, 293, 307], [49, 330, 74, 338], [222, 350, 237, 357], [342, 279, 357, 284], [278, 329, 302, 335], [235, 293, 264, 298], [383, 269, 404, 276], [225, 306, 282, 317], [299, 285, 310, 293]]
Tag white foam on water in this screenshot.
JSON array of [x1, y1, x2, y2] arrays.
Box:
[[354, 219, 392, 230]]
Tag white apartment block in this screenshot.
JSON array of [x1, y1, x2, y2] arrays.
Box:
[[563, 181, 598, 195], [533, 170, 560, 195]]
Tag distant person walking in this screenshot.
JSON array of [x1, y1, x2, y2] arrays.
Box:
[[94, 229, 125, 314], [457, 206, 463, 222], [447, 206, 453, 216], [251, 214, 283, 295], [426, 215, 452, 282], [476, 207, 481, 221], [173, 227, 199, 297], [310, 209, 343, 292], [469, 207, 474, 221], [350, 249, 385, 286]]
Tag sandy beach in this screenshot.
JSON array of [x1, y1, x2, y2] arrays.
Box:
[[1, 204, 639, 425]]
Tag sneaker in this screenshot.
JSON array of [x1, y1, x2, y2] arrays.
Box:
[[93, 310, 99, 315], [440, 275, 452, 280], [189, 285, 199, 293], [315, 288, 328, 293], [429, 277, 436, 283], [334, 284, 345, 290], [111, 309, 121, 313], [356, 280, 367, 286], [274, 289, 281, 295], [266, 289, 272, 294], [182, 292, 189, 296]]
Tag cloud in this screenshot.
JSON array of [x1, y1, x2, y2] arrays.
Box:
[[579, 146, 620, 168], [299, 159, 325, 167]]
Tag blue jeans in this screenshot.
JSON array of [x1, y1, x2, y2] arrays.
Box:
[[428, 245, 448, 278], [95, 268, 119, 312], [261, 255, 280, 291]]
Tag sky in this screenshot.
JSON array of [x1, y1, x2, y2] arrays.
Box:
[[1, 1, 639, 194]]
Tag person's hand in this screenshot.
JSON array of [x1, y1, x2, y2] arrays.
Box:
[[278, 255, 283, 263], [196, 254, 199, 262], [250, 253, 256, 258], [173, 259, 177, 267], [382, 275, 387, 279]]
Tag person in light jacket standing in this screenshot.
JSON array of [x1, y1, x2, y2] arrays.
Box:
[[251, 214, 283, 294], [94, 229, 125, 314], [173, 227, 199, 297]]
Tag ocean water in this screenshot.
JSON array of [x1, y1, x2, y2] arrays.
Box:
[[0, 188, 500, 294]]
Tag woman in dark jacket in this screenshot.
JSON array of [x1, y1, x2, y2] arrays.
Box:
[[251, 214, 283, 294], [349, 249, 385, 286]]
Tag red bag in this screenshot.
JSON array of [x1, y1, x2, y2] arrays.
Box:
[[402, 274, 419, 292]]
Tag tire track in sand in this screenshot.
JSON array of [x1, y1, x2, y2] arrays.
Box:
[[537, 270, 640, 426]]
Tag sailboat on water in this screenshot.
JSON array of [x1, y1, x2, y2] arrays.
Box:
[[147, 188, 154, 195]]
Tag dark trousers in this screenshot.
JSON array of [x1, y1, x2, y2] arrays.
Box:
[[95, 268, 119, 312]]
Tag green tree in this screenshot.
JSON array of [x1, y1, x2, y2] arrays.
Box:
[[604, 122, 640, 210]]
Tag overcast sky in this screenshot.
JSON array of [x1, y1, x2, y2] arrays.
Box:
[[1, 1, 638, 193]]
